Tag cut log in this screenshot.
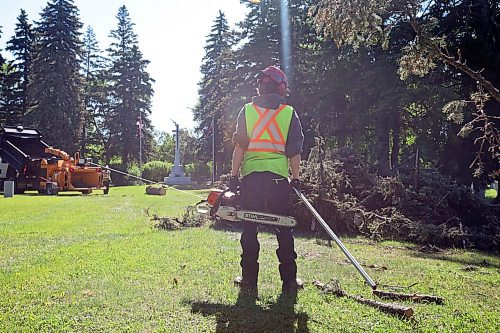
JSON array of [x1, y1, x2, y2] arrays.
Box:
[[313, 280, 414, 318], [373, 289, 444, 305], [350, 295, 414, 318], [146, 185, 166, 196]]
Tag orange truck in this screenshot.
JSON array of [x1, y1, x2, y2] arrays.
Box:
[[0, 125, 108, 195]]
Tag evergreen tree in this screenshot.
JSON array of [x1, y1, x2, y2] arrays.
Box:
[[82, 25, 108, 157], [2, 9, 34, 125], [0, 26, 5, 67], [28, 0, 85, 151], [193, 11, 236, 176], [0, 26, 7, 125], [106, 6, 154, 166]]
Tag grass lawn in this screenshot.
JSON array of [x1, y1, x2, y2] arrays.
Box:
[[0, 186, 498, 332]]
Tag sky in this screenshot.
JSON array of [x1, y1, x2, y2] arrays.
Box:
[[0, 0, 249, 133]]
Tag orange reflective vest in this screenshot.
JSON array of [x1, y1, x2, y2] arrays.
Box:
[[241, 103, 294, 178]]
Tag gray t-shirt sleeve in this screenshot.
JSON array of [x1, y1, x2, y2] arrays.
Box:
[[285, 110, 304, 157], [232, 107, 249, 149]]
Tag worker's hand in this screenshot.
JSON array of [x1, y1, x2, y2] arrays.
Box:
[[289, 179, 303, 192], [228, 176, 240, 192]]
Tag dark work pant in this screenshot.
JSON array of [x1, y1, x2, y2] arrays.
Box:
[[239, 172, 297, 285]]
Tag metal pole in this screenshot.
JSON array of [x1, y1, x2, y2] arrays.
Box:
[[293, 188, 377, 289]]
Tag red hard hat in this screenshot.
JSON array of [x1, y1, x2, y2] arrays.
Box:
[[259, 66, 288, 89]]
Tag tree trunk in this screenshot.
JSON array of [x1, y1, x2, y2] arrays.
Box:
[[376, 119, 390, 177], [390, 110, 400, 171], [373, 290, 444, 304]]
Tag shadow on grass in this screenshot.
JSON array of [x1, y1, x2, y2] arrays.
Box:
[[409, 251, 500, 269], [188, 290, 310, 333]]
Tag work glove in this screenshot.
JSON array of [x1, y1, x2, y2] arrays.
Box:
[[289, 179, 303, 192], [228, 176, 240, 192]]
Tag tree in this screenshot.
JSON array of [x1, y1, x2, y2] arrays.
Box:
[[82, 25, 108, 158], [106, 6, 154, 166], [28, 0, 85, 151], [1, 9, 35, 125], [193, 10, 236, 176], [310, 0, 500, 175], [0, 26, 7, 125]]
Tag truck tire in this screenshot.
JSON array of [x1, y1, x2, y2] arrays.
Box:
[[14, 181, 25, 194]]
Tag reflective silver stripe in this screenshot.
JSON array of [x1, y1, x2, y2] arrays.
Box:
[[251, 109, 276, 138], [267, 122, 283, 143], [248, 141, 286, 152]]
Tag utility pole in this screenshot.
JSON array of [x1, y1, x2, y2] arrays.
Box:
[[137, 112, 143, 166], [212, 116, 216, 183]]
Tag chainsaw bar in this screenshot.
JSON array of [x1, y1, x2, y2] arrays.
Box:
[[216, 206, 297, 227]]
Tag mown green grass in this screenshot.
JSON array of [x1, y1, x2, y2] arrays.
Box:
[[0, 186, 498, 332]]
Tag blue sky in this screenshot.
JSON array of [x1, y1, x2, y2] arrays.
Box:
[[0, 0, 249, 133]]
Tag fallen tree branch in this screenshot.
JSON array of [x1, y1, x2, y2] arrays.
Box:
[[373, 289, 445, 305], [313, 280, 414, 318]]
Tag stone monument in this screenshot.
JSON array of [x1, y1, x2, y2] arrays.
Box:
[[164, 121, 191, 185]]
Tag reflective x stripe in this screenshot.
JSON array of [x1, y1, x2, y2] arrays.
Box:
[[248, 104, 287, 153]]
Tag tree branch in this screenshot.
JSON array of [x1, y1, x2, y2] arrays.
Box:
[[436, 49, 500, 103]]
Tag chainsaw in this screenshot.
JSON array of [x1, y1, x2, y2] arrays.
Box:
[[196, 189, 297, 228]]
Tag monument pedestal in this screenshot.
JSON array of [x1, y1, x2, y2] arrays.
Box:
[[164, 165, 191, 185], [164, 121, 192, 186]]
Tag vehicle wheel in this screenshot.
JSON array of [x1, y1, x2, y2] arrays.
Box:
[[14, 182, 25, 194], [81, 190, 90, 195], [46, 183, 55, 195]]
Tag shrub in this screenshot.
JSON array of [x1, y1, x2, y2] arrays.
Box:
[[142, 161, 172, 182], [184, 162, 211, 182], [108, 163, 141, 186]]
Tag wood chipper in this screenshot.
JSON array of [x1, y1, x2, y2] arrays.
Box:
[[0, 125, 108, 195], [41, 148, 108, 195]]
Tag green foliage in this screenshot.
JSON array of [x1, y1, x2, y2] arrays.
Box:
[[127, 164, 141, 178], [81, 26, 108, 158], [184, 162, 211, 182], [192, 10, 237, 176], [105, 6, 154, 166], [1, 9, 34, 126], [107, 162, 141, 186], [151, 131, 175, 162], [141, 160, 172, 182], [309, 0, 500, 177], [28, 0, 85, 152]]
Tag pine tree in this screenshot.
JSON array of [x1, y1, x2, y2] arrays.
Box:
[[106, 6, 154, 166], [28, 0, 85, 151], [82, 25, 108, 157], [0, 26, 7, 125], [2, 9, 35, 125], [193, 11, 236, 175], [0, 26, 5, 67]]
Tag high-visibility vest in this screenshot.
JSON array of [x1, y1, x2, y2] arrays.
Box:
[[241, 103, 294, 178]]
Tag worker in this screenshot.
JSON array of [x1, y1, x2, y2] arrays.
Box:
[[103, 165, 111, 189], [230, 65, 304, 294]]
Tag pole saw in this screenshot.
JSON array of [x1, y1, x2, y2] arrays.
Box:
[[198, 187, 376, 288], [198, 187, 444, 304]]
